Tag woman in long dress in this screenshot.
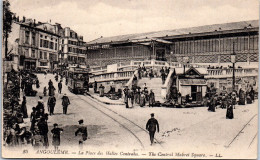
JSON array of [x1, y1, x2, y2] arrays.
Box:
[[140, 91, 146, 107], [226, 99, 234, 119]]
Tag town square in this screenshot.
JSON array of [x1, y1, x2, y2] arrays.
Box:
[[2, 0, 259, 159]]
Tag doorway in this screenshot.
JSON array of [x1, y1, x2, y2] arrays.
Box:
[[191, 85, 202, 101], [156, 49, 166, 61]]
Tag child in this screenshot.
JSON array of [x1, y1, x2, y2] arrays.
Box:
[[51, 123, 63, 150]]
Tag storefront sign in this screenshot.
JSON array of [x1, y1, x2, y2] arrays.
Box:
[[180, 79, 207, 85]]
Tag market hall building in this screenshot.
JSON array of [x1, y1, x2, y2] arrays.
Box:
[[86, 20, 258, 67]]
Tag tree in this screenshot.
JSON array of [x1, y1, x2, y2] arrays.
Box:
[[3, 0, 13, 60]]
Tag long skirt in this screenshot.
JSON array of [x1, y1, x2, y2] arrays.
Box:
[[226, 107, 234, 119], [239, 97, 245, 105], [140, 96, 145, 107]]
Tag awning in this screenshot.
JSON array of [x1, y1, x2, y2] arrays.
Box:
[[24, 59, 36, 62]]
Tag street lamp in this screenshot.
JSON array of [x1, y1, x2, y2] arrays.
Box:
[[231, 42, 236, 91]]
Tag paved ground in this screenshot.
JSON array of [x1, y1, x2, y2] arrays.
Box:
[[3, 73, 258, 159]]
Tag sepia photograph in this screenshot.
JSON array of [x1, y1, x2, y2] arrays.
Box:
[[2, 0, 259, 159]]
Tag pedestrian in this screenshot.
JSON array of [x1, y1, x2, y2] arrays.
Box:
[[138, 65, 142, 79], [99, 84, 105, 97], [238, 88, 246, 105], [21, 96, 28, 118], [18, 127, 32, 145], [149, 90, 155, 107], [140, 91, 146, 107], [31, 126, 44, 149], [58, 81, 62, 94], [55, 74, 58, 82], [226, 99, 234, 119], [44, 71, 47, 79], [36, 96, 45, 112], [94, 81, 97, 93], [37, 117, 49, 147], [160, 67, 165, 84], [48, 79, 53, 89], [61, 94, 70, 114], [75, 119, 88, 148], [48, 95, 56, 115], [130, 89, 135, 108], [49, 85, 56, 96], [133, 75, 138, 87], [143, 84, 149, 102], [30, 107, 37, 131], [43, 87, 47, 96], [123, 86, 129, 108], [135, 86, 141, 104], [146, 113, 159, 146], [51, 123, 63, 150], [249, 86, 255, 102], [231, 90, 237, 109], [36, 79, 40, 88]]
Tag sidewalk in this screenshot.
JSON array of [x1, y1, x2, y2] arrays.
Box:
[[87, 89, 124, 105]]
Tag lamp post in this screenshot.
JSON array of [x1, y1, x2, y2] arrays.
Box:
[[231, 42, 236, 91]]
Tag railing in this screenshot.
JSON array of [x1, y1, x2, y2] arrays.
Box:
[[89, 59, 258, 83], [206, 68, 258, 78], [89, 70, 135, 83]]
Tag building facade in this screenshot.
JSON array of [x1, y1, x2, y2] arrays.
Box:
[[10, 17, 61, 71], [59, 27, 87, 68], [86, 20, 259, 68]]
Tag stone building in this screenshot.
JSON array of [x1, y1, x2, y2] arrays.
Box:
[[59, 27, 87, 68]]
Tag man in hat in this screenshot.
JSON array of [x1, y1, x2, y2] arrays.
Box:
[[75, 119, 88, 148], [58, 80, 62, 94], [61, 94, 70, 114], [51, 123, 63, 150], [146, 113, 159, 145], [48, 95, 56, 115]]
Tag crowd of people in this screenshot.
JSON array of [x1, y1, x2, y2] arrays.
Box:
[[205, 83, 255, 119], [137, 64, 170, 84], [3, 70, 80, 149]]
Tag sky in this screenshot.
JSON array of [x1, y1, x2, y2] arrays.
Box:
[[9, 0, 259, 42]]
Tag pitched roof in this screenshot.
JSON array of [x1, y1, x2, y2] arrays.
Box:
[[87, 20, 258, 45]]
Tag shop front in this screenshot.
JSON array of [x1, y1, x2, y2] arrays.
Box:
[[24, 58, 37, 71], [168, 67, 208, 107]]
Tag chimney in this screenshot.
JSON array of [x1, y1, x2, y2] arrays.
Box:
[[23, 16, 26, 22], [33, 19, 36, 26]]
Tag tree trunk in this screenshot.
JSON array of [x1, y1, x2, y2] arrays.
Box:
[[5, 31, 8, 60]]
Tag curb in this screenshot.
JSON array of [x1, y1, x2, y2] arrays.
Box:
[[85, 92, 124, 105]]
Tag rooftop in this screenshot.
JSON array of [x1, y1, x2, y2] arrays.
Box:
[[87, 20, 258, 45]]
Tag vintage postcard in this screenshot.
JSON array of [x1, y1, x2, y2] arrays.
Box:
[[2, 0, 259, 159]]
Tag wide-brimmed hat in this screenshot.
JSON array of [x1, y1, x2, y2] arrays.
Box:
[[78, 119, 83, 124]]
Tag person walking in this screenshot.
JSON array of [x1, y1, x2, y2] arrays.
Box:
[[146, 113, 159, 145], [75, 120, 88, 148], [58, 81, 62, 94], [51, 123, 63, 150], [47, 95, 56, 115], [61, 94, 70, 114]]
